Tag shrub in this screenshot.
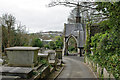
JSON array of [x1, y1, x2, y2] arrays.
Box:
[[31, 38, 43, 48]]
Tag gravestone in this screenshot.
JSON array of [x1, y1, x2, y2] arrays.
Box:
[[5, 47, 39, 67], [55, 50, 62, 59], [38, 53, 49, 63], [48, 51, 56, 60], [48, 50, 57, 69]]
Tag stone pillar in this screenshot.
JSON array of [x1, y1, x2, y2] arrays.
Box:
[[78, 48, 80, 56], [80, 48, 82, 57], [75, 43, 77, 49], [64, 43, 68, 56], [63, 38, 65, 55], [63, 37, 68, 55], [78, 47, 82, 57], [65, 43, 68, 55]]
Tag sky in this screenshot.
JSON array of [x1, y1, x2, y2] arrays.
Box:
[[0, 0, 73, 33]]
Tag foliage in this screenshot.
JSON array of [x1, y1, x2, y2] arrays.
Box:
[[1, 13, 29, 52], [84, 23, 91, 55], [96, 2, 120, 30], [44, 44, 49, 49], [48, 41, 56, 50], [39, 59, 49, 66], [1, 13, 16, 47], [68, 46, 77, 53], [44, 36, 63, 50], [85, 2, 120, 78], [54, 36, 63, 49], [31, 38, 43, 48], [90, 32, 120, 78], [67, 36, 77, 53], [98, 20, 110, 33]]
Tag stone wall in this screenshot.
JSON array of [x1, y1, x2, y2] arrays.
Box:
[[85, 56, 115, 79]]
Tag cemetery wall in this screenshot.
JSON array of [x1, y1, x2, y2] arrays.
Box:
[[85, 56, 115, 79]]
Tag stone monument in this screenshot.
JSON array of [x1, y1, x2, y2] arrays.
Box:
[[5, 47, 39, 67]]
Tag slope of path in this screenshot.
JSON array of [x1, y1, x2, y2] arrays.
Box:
[[57, 56, 95, 79]]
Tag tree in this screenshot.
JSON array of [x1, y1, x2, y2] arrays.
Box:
[[1, 13, 16, 47], [2, 25, 8, 51], [48, 1, 108, 24], [88, 2, 120, 78], [31, 38, 43, 48], [1, 13, 30, 52], [96, 2, 120, 30], [55, 36, 63, 49]]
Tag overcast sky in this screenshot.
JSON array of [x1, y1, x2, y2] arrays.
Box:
[[0, 0, 73, 33]]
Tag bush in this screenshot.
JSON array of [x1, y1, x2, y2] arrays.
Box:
[[31, 38, 43, 48], [44, 44, 49, 49], [68, 46, 76, 52], [90, 32, 120, 78], [49, 41, 56, 50]]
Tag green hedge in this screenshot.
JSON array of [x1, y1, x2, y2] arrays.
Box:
[[89, 32, 120, 78]]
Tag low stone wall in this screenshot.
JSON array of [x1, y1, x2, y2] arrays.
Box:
[[85, 56, 115, 79], [40, 65, 50, 79], [97, 63, 102, 77]]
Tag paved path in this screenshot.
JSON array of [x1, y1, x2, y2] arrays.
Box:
[[56, 56, 95, 79]]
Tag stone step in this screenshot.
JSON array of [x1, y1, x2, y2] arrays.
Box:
[[1, 67, 33, 79], [33, 64, 43, 71], [50, 67, 54, 73], [31, 65, 50, 80], [1, 75, 20, 80]]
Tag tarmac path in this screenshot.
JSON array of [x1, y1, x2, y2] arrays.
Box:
[[56, 56, 95, 79]]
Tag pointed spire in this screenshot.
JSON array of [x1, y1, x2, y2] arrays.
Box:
[[76, 3, 81, 23]]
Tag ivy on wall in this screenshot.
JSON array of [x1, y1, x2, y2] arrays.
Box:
[[85, 2, 120, 79], [90, 32, 120, 78]]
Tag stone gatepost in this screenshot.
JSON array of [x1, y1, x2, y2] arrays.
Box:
[[56, 49, 63, 66], [63, 37, 69, 55], [48, 51, 57, 70]]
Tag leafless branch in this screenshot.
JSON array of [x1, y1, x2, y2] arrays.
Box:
[[48, 1, 97, 9]]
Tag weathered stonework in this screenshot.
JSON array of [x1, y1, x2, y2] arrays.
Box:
[[103, 68, 109, 78], [85, 56, 115, 79], [63, 23, 86, 56], [5, 47, 39, 67], [38, 53, 49, 63], [55, 50, 62, 59]]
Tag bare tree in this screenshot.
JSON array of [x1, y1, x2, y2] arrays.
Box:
[[48, 1, 108, 23], [1, 13, 16, 47]]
